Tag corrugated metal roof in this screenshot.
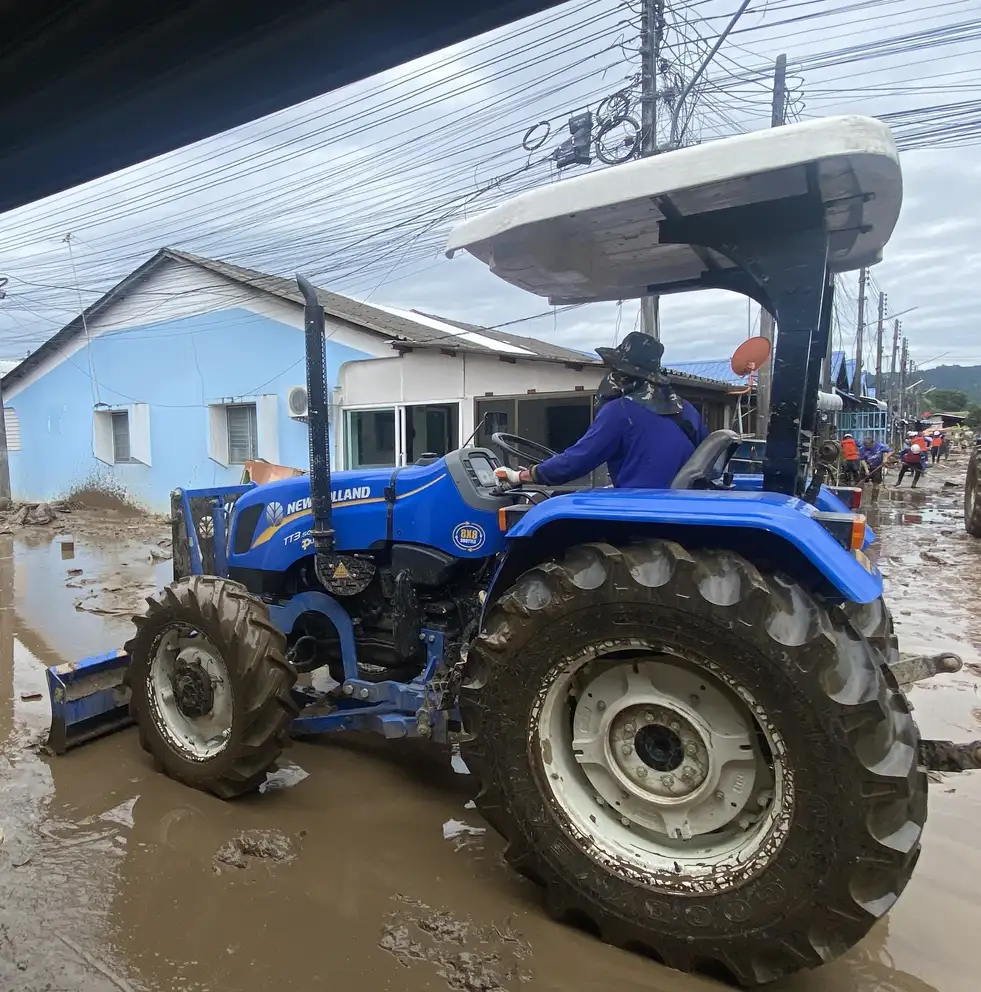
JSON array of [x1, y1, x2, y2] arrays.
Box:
[[665, 360, 744, 385]]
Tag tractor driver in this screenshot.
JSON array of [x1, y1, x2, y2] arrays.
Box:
[[494, 332, 709, 491]]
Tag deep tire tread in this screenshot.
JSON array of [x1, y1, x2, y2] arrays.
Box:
[[461, 540, 925, 987], [123, 575, 298, 799]]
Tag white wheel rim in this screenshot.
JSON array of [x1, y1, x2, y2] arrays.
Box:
[[148, 627, 234, 760], [535, 645, 791, 889]]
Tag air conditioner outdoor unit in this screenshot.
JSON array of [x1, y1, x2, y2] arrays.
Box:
[[287, 385, 309, 420]]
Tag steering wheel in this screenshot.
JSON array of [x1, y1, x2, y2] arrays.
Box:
[[491, 432, 556, 466]]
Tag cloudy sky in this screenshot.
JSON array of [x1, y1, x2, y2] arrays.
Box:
[[0, 0, 978, 372]]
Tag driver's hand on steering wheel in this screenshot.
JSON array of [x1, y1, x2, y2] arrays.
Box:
[[494, 466, 532, 487]]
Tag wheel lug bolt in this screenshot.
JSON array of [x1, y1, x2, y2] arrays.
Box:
[[644, 711, 654, 722], [597, 700, 607, 711], [660, 774, 675, 787], [681, 766, 695, 781], [624, 723, 634, 734], [685, 742, 697, 756], [621, 744, 633, 756], [595, 795, 605, 805], [620, 817, 630, 827], [636, 767, 647, 778], [669, 720, 681, 732]]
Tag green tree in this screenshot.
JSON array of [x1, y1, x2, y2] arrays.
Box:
[[929, 388, 969, 411], [965, 405, 981, 429]]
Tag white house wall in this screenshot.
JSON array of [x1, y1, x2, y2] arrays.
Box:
[[337, 350, 604, 442], [4, 257, 393, 511]]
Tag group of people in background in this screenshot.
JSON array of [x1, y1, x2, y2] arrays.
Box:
[[839, 429, 949, 490]]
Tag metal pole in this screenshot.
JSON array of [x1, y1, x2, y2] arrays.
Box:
[[754, 54, 788, 435], [639, 0, 664, 338], [874, 291, 885, 399], [852, 267, 867, 395]]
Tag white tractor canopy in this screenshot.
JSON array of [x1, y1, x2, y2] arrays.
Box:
[[446, 115, 901, 306]]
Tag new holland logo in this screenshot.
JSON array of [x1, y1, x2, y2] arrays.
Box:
[[265, 501, 284, 526], [331, 486, 372, 503], [286, 497, 313, 515], [452, 522, 486, 553]]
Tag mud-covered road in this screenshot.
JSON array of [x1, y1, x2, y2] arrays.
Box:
[[2, 463, 980, 992]]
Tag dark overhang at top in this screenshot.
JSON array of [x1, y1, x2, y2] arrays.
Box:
[[0, 0, 564, 214]]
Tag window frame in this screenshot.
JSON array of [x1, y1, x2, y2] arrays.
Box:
[[111, 410, 132, 463], [225, 402, 259, 465]]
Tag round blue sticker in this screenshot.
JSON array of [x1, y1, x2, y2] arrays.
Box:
[[452, 521, 486, 553]]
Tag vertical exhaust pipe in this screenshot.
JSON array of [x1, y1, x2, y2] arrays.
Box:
[[296, 275, 334, 563]]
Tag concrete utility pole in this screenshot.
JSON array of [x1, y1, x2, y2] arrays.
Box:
[[889, 318, 900, 414], [898, 336, 908, 422], [755, 53, 787, 434], [874, 290, 885, 399], [639, 0, 664, 339], [852, 267, 867, 395]]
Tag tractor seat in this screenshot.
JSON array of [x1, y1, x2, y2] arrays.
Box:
[[670, 430, 741, 490]]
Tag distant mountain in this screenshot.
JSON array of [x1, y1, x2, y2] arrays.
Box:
[[920, 365, 981, 403]]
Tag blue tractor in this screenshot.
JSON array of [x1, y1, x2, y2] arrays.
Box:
[[48, 116, 972, 985]]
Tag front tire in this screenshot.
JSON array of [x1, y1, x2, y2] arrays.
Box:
[[460, 541, 925, 986], [965, 448, 981, 537], [124, 576, 298, 799]]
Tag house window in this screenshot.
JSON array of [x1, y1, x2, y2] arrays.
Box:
[[346, 408, 396, 468], [403, 403, 459, 462], [111, 411, 131, 463], [226, 403, 258, 464], [3, 407, 20, 452], [93, 404, 151, 465]]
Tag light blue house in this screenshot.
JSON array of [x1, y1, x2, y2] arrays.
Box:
[[0, 249, 474, 511], [3, 249, 741, 512]]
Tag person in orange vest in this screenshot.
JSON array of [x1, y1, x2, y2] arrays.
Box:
[[895, 441, 927, 488], [840, 433, 861, 484], [930, 430, 944, 465]]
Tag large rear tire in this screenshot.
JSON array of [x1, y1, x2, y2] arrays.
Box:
[[460, 541, 926, 986], [124, 576, 298, 799], [965, 448, 981, 537]]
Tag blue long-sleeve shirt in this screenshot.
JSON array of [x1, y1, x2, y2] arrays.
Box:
[[860, 441, 891, 469], [532, 397, 708, 488]]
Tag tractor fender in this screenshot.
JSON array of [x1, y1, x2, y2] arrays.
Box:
[[488, 488, 882, 608]]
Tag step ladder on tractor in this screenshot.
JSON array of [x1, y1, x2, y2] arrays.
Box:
[[47, 115, 977, 987]]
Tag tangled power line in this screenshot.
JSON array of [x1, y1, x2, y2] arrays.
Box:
[[0, 0, 978, 357]]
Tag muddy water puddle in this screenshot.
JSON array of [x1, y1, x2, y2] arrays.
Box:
[[3, 470, 981, 992]]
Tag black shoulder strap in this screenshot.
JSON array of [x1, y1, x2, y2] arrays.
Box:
[[669, 411, 698, 448]]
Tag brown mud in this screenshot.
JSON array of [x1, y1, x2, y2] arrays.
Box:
[[1, 458, 980, 992]]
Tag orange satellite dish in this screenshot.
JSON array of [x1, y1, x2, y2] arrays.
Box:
[[730, 336, 772, 377]]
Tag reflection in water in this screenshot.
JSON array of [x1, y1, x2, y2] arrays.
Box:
[[0, 534, 139, 992], [784, 919, 940, 992]]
